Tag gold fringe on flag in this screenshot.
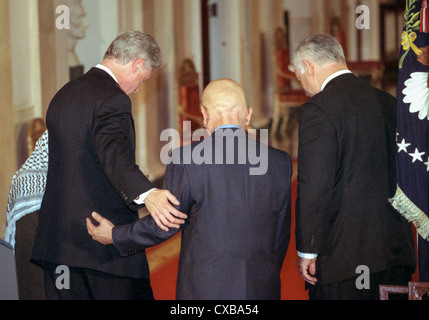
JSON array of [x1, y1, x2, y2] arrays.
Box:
[[390, 185, 429, 241]]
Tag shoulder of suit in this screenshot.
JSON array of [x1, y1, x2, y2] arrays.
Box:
[[267, 144, 292, 163], [85, 68, 128, 98], [88, 67, 121, 84], [303, 73, 365, 108]]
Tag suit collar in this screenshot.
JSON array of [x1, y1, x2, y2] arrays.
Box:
[[95, 64, 118, 83], [323, 72, 358, 90], [87, 67, 124, 92], [321, 70, 352, 91], [87, 67, 117, 82]]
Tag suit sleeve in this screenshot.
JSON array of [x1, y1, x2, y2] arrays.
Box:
[[295, 102, 337, 255], [93, 93, 154, 210], [113, 215, 178, 257], [274, 153, 292, 265], [161, 153, 193, 215], [112, 154, 192, 256]]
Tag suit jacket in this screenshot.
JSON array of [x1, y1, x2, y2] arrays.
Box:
[[32, 68, 155, 279], [295, 73, 416, 285], [113, 128, 292, 299]]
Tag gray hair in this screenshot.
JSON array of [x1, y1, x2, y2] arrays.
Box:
[[292, 34, 345, 74], [104, 30, 162, 70]]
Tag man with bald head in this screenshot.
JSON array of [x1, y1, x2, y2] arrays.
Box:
[[200, 78, 252, 132], [87, 78, 293, 300]]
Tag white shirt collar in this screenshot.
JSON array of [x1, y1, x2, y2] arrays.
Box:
[[95, 64, 118, 83], [321, 69, 352, 91]]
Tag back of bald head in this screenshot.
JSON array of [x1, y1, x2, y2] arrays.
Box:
[[202, 79, 247, 116]]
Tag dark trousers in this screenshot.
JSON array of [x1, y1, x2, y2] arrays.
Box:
[[43, 263, 154, 300], [15, 211, 45, 300], [309, 266, 413, 300], [418, 236, 429, 281]]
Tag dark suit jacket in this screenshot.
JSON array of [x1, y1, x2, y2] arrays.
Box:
[[113, 128, 292, 299], [295, 73, 416, 285], [32, 68, 155, 279]]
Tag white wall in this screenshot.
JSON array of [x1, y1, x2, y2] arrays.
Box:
[[75, 0, 120, 72], [209, 0, 242, 82], [9, 0, 42, 117], [283, 0, 312, 53]]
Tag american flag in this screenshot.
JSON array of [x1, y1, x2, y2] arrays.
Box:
[[390, 0, 429, 281]]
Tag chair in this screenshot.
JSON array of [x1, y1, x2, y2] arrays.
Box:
[[409, 282, 429, 300], [176, 59, 204, 145], [0, 239, 19, 300], [27, 118, 47, 156], [379, 282, 429, 300], [271, 27, 308, 138]]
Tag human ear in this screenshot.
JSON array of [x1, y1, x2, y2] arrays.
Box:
[[245, 107, 253, 125], [200, 106, 209, 126], [302, 59, 315, 76], [132, 59, 145, 72]]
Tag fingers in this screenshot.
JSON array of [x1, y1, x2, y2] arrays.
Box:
[[86, 218, 95, 236], [308, 262, 317, 279], [162, 202, 188, 220], [301, 268, 318, 286], [86, 216, 100, 239], [147, 190, 185, 213], [145, 190, 188, 230], [90, 211, 115, 227], [151, 214, 170, 232], [148, 204, 183, 230], [164, 191, 180, 206], [297, 257, 318, 286], [86, 211, 115, 246], [91, 211, 103, 223]]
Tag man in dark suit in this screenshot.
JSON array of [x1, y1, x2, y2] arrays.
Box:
[[292, 34, 416, 300], [87, 78, 292, 300], [31, 31, 187, 300]]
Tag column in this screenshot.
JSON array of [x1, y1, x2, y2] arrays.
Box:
[[0, 0, 17, 239]]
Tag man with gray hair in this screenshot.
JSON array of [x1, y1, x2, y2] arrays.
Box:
[[32, 31, 187, 300], [293, 34, 416, 299]]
